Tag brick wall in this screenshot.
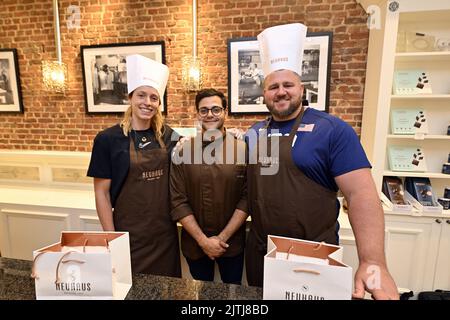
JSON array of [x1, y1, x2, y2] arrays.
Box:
[[0, 0, 368, 151]]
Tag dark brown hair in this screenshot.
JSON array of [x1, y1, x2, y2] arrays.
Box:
[[195, 88, 227, 111]]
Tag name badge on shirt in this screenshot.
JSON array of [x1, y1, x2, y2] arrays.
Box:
[[298, 124, 315, 132]]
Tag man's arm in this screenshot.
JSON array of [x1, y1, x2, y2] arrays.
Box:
[[335, 168, 399, 300], [93, 178, 115, 231], [218, 209, 248, 243]]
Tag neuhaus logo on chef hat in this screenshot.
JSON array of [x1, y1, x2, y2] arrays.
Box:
[[257, 23, 307, 77], [126, 54, 169, 98]]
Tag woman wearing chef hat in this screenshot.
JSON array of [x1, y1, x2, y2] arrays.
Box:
[[87, 54, 181, 277]]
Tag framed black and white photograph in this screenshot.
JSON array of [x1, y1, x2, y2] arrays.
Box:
[[227, 32, 332, 114], [0, 49, 24, 113], [80, 41, 166, 114]]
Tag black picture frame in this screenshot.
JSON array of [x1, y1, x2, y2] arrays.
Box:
[[0, 48, 24, 113], [227, 32, 333, 114], [80, 41, 167, 114]]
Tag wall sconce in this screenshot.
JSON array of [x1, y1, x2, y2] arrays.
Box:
[[182, 56, 202, 92], [182, 0, 202, 92], [42, 0, 67, 93], [42, 61, 67, 93]]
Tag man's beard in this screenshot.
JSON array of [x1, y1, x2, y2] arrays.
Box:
[[266, 96, 302, 119]]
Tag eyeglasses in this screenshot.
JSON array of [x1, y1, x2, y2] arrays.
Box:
[[198, 106, 224, 117]]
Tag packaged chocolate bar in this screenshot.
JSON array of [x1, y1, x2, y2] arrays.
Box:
[[382, 176, 408, 205], [393, 70, 432, 95], [442, 163, 450, 175], [388, 146, 427, 172], [405, 177, 437, 207], [390, 109, 428, 135], [437, 198, 450, 210], [444, 187, 450, 199]]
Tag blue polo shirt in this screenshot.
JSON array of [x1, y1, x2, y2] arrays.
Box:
[[247, 107, 371, 192]]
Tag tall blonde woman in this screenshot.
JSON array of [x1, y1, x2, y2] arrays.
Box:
[[87, 55, 181, 277]]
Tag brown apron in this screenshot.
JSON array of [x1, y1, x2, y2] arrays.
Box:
[[246, 107, 337, 287], [113, 137, 181, 277], [176, 134, 247, 260]]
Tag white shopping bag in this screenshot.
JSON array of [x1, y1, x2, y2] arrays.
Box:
[[32, 231, 132, 300], [263, 235, 352, 300]]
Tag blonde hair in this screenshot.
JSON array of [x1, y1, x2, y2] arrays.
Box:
[[120, 93, 165, 145]]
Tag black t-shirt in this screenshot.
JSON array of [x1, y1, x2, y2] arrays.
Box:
[[87, 124, 179, 208], [130, 127, 165, 151]]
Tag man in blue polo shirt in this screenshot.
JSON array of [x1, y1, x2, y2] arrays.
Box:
[[245, 23, 399, 300]]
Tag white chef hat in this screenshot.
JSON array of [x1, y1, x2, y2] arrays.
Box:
[[257, 23, 307, 77], [126, 54, 169, 98]]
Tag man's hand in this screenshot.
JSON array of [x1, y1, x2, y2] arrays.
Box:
[[226, 128, 246, 140], [174, 136, 191, 152], [353, 262, 399, 300], [172, 136, 191, 162], [199, 236, 229, 260]]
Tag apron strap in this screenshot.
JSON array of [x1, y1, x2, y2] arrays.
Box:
[[288, 106, 305, 137], [263, 106, 305, 136], [263, 116, 272, 130]]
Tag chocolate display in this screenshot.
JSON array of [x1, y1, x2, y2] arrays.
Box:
[[388, 146, 427, 172], [443, 163, 450, 175], [382, 176, 408, 205], [412, 150, 424, 166], [405, 177, 438, 207], [437, 198, 450, 210], [413, 111, 426, 128], [444, 187, 450, 199], [416, 74, 429, 89], [390, 109, 428, 135], [393, 70, 432, 95]]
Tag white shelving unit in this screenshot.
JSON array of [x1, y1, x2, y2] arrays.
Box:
[[383, 171, 449, 179], [387, 135, 450, 140], [395, 51, 450, 62], [357, 0, 450, 293], [391, 94, 450, 99]]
